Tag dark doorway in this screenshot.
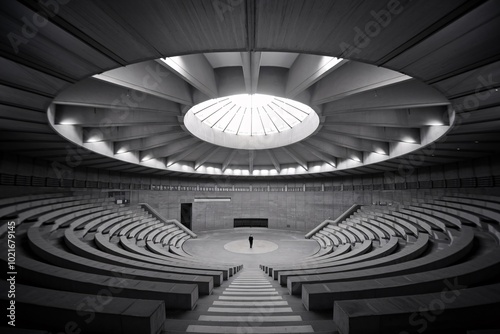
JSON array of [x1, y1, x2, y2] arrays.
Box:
[[234, 218, 268, 228], [180, 203, 192, 230]]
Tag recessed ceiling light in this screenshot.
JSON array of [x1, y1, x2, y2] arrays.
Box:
[[402, 138, 417, 143], [85, 137, 100, 143], [457, 148, 460, 151], [116, 148, 127, 154], [58, 120, 77, 125]]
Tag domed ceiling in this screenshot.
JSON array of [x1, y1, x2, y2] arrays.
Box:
[[50, 52, 452, 177], [1, 0, 499, 180]]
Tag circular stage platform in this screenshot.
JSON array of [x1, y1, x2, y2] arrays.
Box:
[[183, 228, 320, 268], [223, 239, 279, 254]]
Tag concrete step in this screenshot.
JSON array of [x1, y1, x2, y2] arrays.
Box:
[[163, 268, 337, 333]]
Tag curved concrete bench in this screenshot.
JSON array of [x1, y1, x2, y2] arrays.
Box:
[[344, 221, 376, 240], [0, 234, 198, 310], [374, 216, 409, 238], [154, 226, 181, 243], [120, 236, 198, 264], [71, 207, 132, 231], [0, 192, 66, 208], [271, 240, 373, 282], [406, 204, 462, 229], [334, 283, 500, 334], [325, 225, 358, 243], [318, 230, 341, 246], [390, 211, 433, 234], [287, 227, 474, 294], [161, 229, 185, 246], [169, 232, 190, 248], [380, 213, 420, 236], [137, 222, 170, 240], [262, 243, 351, 275], [452, 194, 500, 203], [358, 221, 389, 239], [27, 226, 214, 296], [146, 241, 200, 263], [368, 218, 398, 237], [80, 232, 227, 284], [0, 281, 165, 334], [303, 232, 498, 311], [340, 223, 367, 242], [422, 203, 481, 226], [399, 207, 448, 232], [50, 205, 117, 231], [115, 217, 156, 237], [433, 199, 500, 223], [105, 217, 137, 235], [0, 193, 70, 218], [277, 237, 399, 285], [33, 201, 113, 228], [127, 218, 165, 238], [6, 196, 107, 224]]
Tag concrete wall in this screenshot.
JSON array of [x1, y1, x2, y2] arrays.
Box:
[[2, 152, 500, 232], [133, 189, 353, 232]]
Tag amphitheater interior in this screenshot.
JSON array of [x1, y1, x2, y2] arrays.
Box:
[[1, 1, 500, 333]]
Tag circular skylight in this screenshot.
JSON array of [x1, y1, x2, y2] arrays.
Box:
[[184, 94, 320, 150], [190, 94, 314, 136]]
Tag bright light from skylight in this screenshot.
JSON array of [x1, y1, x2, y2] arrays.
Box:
[[189, 94, 313, 136]]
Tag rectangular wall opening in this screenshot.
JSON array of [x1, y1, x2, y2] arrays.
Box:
[[180, 203, 192, 230], [234, 218, 268, 228]]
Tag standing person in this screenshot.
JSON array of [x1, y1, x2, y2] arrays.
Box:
[[249, 234, 253, 248]]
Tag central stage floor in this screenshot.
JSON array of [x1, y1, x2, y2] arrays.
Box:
[[183, 228, 320, 268]]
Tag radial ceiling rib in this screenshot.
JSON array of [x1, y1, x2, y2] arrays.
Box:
[[322, 125, 421, 144], [294, 142, 337, 167], [143, 137, 201, 160], [114, 132, 190, 154], [241, 52, 262, 94], [93, 60, 192, 105], [266, 150, 281, 173], [323, 106, 449, 127], [315, 132, 390, 155], [281, 147, 308, 171], [306, 137, 362, 161], [82, 124, 177, 143], [322, 79, 450, 113], [286, 55, 346, 98], [249, 150, 255, 174], [53, 78, 180, 113], [158, 55, 218, 99], [55, 105, 180, 127], [222, 150, 238, 172], [311, 61, 411, 105], [195, 146, 221, 170], [166, 142, 209, 167]]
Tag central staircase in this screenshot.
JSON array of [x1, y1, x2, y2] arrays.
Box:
[[163, 267, 337, 334]]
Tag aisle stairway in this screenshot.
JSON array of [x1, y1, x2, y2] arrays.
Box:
[[163, 267, 337, 334]]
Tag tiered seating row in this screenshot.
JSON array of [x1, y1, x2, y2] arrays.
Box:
[[0, 192, 244, 334], [259, 194, 500, 334]]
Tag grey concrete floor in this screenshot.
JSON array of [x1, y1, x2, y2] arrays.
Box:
[[183, 228, 320, 269]]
